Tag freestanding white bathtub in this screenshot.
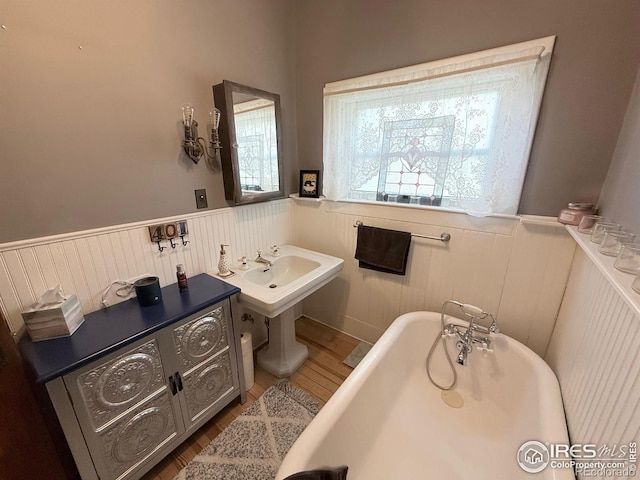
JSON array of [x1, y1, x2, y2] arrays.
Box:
[[277, 311, 574, 480]]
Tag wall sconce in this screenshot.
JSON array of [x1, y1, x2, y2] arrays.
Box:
[[181, 103, 222, 164], [209, 107, 222, 153]]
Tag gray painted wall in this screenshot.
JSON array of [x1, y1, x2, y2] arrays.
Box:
[[598, 66, 640, 232], [0, 0, 297, 243], [2, 1, 640, 243], [292, 0, 640, 217]]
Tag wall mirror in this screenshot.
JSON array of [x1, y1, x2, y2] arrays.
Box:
[[213, 80, 284, 205]]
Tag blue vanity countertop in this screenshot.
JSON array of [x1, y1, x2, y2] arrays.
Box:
[[18, 273, 240, 384]]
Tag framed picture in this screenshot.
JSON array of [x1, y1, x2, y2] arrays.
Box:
[[299, 170, 320, 198]]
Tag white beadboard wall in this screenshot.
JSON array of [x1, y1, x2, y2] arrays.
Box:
[[0, 199, 292, 336], [546, 238, 640, 452], [1, 196, 578, 358], [291, 200, 577, 356]]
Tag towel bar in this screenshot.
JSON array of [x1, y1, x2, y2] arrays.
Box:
[[354, 221, 451, 243]]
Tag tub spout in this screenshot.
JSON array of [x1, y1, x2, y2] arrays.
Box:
[[456, 349, 467, 365], [455, 339, 471, 365]]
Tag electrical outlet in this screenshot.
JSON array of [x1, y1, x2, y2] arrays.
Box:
[[195, 189, 208, 209]]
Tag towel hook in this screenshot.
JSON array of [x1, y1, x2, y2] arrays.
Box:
[[354, 220, 451, 243]]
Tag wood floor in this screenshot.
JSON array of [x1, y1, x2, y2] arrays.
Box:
[[142, 316, 360, 480]]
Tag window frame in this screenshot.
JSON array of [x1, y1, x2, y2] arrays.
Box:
[[322, 36, 556, 217]]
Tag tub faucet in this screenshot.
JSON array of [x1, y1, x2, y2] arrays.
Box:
[[456, 324, 474, 365], [454, 320, 493, 365], [440, 301, 498, 367], [456, 346, 470, 365], [255, 250, 273, 268]]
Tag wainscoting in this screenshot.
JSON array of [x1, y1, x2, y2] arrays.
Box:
[[1, 198, 577, 358], [546, 231, 640, 451], [292, 200, 577, 356], [0, 199, 292, 336]]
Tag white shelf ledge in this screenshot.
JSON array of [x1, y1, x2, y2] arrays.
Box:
[[519, 215, 565, 227], [289, 193, 325, 202], [566, 225, 640, 318]]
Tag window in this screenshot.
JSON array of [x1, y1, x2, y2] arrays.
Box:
[[322, 36, 555, 216]]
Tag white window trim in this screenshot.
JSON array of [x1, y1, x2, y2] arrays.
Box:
[[324, 36, 556, 93], [322, 35, 556, 217]]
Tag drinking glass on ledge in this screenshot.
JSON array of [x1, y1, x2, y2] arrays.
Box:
[[598, 231, 636, 256], [578, 215, 606, 234], [590, 222, 623, 244], [614, 244, 640, 274]]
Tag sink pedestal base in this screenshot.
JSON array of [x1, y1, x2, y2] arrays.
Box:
[[257, 308, 308, 377]]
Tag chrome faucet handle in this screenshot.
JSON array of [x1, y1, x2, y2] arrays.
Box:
[[270, 244, 280, 256], [256, 249, 263, 258]]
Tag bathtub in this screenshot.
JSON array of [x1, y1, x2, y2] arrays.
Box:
[[277, 311, 574, 480]]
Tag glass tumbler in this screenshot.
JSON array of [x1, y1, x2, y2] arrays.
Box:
[[578, 215, 606, 234], [598, 231, 636, 256], [590, 222, 623, 244], [614, 244, 640, 274]]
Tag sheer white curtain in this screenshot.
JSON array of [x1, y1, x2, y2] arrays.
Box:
[[234, 99, 278, 192], [323, 37, 555, 216]]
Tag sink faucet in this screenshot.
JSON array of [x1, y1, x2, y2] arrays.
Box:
[[255, 249, 273, 268]]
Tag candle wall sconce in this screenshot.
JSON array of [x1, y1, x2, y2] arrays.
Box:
[[181, 104, 222, 164]]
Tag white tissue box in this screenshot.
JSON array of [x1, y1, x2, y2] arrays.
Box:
[[21, 294, 85, 341]]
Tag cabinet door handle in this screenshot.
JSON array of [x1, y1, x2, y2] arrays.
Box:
[[168, 375, 177, 395], [175, 372, 183, 392]]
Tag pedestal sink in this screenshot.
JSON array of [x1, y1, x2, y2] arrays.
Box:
[[218, 245, 344, 377]]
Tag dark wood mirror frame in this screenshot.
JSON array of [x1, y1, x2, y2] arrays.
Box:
[[213, 80, 285, 205]]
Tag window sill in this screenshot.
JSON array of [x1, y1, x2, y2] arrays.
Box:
[[566, 225, 640, 318], [289, 193, 325, 202], [519, 215, 565, 228], [320, 197, 521, 221]]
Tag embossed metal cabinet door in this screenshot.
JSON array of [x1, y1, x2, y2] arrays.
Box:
[[63, 336, 185, 480], [162, 299, 241, 433]]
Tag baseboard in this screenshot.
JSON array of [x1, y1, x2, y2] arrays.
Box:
[[297, 313, 371, 344]]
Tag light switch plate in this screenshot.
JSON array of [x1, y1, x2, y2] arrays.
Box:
[[195, 189, 208, 209]]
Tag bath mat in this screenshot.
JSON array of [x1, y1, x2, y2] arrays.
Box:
[[343, 341, 373, 368], [173, 380, 319, 480]]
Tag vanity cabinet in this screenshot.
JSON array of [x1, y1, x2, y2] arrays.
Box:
[[57, 303, 239, 480], [170, 306, 236, 427], [19, 274, 245, 480]]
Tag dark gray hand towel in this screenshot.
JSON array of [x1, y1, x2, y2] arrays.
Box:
[[355, 224, 411, 275], [283, 465, 349, 480]]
